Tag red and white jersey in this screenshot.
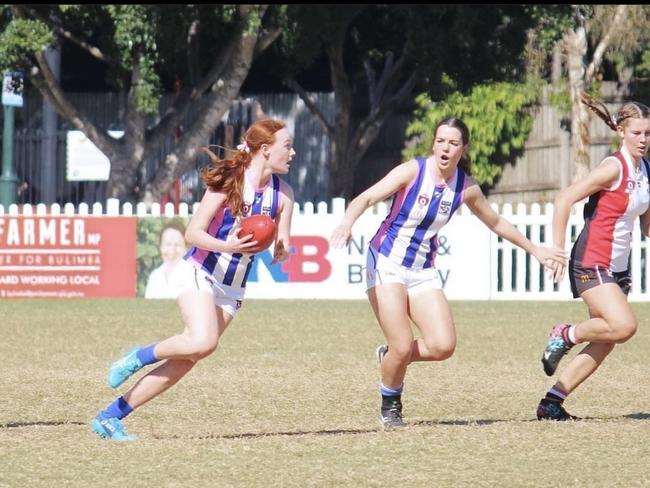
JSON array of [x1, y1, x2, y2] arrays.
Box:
[[572, 146, 650, 272]]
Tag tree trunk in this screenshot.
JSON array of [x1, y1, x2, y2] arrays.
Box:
[[564, 5, 629, 183], [12, 5, 279, 205], [140, 34, 260, 203], [565, 26, 591, 182], [323, 33, 414, 200], [330, 131, 354, 200], [107, 152, 140, 200], [325, 27, 352, 199]]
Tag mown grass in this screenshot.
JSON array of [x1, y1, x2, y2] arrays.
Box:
[[1, 299, 649, 487]]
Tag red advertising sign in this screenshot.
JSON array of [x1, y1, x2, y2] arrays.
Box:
[[0, 216, 136, 298]]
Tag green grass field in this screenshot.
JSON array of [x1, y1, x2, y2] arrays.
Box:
[[2, 299, 650, 487]]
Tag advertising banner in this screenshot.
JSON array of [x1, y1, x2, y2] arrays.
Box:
[[135, 211, 493, 301], [0, 216, 136, 298], [1, 211, 493, 300], [243, 210, 492, 300]]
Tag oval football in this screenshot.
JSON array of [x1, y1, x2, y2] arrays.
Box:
[[239, 214, 276, 251]]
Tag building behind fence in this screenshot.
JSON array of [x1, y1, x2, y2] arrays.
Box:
[[7, 91, 332, 207], [488, 82, 626, 204], [11, 93, 259, 206], [0, 81, 630, 207]]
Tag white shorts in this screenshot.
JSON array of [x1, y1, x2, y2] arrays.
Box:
[[173, 259, 244, 317], [366, 247, 442, 294]]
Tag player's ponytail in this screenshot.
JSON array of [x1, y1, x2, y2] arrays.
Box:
[[200, 119, 287, 217], [581, 93, 650, 131], [458, 151, 472, 176], [200, 148, 249, 217]]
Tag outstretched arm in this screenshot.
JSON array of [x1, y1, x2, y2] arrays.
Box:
[[329, 160, 418, 249], [463, 182, 566, 268]]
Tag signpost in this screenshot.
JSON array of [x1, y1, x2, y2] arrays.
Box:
[[0, 71, 24, 207]]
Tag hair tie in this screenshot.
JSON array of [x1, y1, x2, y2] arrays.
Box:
[[236, 142, 251, 154]]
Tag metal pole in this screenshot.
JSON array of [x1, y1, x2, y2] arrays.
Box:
[[41, 45, 61, 204], [0, 104, 18, 207]]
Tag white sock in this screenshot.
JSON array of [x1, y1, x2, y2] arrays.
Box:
[[568, 325, 578, 345]]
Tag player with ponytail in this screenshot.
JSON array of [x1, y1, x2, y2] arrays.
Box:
[[537, 95, 650, 420], [331, 116, 566, 428], [92, 119, 296, 440]]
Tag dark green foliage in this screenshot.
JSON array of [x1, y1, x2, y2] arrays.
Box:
[[404, 82, 540, 186], [0, 18, 53, 69]]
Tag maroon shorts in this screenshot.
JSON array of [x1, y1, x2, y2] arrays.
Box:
[[569, 261, 631, 298]]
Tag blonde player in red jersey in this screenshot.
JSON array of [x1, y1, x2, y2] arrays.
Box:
[[538, 95, 650, 420]]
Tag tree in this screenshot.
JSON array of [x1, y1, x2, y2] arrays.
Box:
[[274, 5, 534, 200], [277, 5, 413, 200], [526, 5, 650, 182], [404, 82, 539, 187], [0, 5, 283, 202]]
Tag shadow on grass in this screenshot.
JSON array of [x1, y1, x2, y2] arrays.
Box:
[[158, 412, 650, 440], [155, 427, 380, 440], [411, 418, 522, 427], [0, 421, 86, 429], [5, 413, 648, 437], [623, 412, 650, 420], [154, 418, 534, 440]]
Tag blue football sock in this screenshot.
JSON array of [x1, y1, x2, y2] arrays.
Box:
[[97, 396, 134, 420], [136, 343, 160, 366]]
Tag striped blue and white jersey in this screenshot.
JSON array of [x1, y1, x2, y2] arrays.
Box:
[[370, 157, 468, 269], [184, 170, 281, 290]]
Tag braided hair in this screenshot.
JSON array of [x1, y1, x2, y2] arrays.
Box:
[[581, 93, 650, 131]]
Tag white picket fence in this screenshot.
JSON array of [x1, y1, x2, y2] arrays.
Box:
[[2, 198, 649, 301], [490, 202, 650, 301]]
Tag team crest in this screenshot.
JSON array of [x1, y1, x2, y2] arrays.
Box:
[[417, 194, 430, 206]]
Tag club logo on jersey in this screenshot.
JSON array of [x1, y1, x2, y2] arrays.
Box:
[[642, 178, 650, 192], [439, 200, 452, 215], [626, 179, 636, 193], [417, 194, 430, 206]]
